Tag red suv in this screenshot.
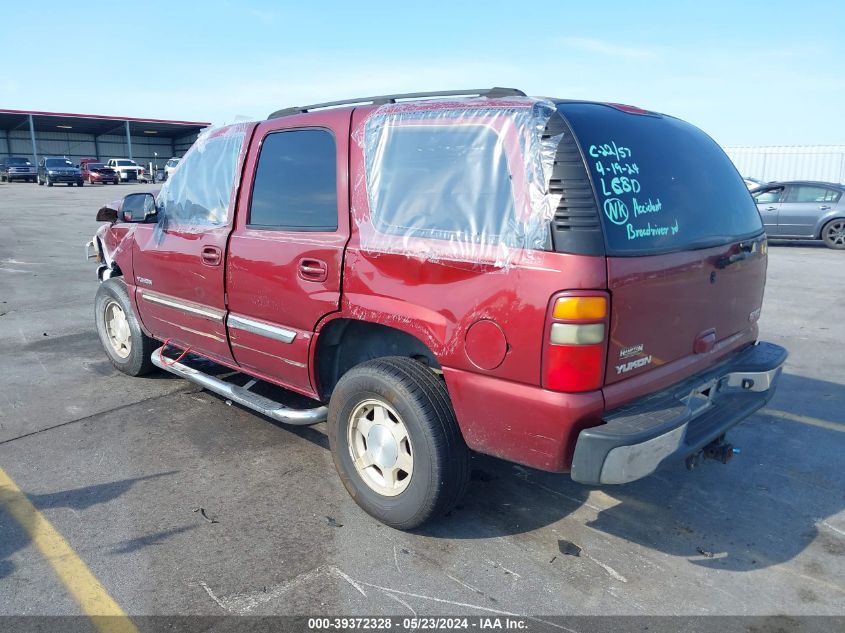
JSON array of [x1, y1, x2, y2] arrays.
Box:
[[87, 88, 786, 529]]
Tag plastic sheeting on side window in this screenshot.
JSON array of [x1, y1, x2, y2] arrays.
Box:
[[155, 122, 250, 237], [352, 98, 563, 269]]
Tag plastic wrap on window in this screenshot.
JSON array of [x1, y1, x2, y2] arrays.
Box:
[[352, 97, 562, 268], [155, 122, 250, 236]]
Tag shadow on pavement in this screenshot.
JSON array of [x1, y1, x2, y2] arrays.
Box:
[[415, 373, 844, 572], [0, 471, 187, 580]]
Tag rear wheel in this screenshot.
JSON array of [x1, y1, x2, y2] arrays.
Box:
[[327, 356, 470, 529], [77, 180, 84, 187], [94, 279, 156, 376], [821, 218, 845, 250]]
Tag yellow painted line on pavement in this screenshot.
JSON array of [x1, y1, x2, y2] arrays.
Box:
[[0, 466, 138, 633], [760, 408, 844, 433]]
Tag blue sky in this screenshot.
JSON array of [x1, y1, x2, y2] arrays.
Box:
[[2, 0, 843, 146]]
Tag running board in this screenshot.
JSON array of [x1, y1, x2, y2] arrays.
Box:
[[151, 346, 327, 426]]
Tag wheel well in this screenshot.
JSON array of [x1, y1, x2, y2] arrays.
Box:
[[819, 216, 845, 239], [315, 319, 440, 400]]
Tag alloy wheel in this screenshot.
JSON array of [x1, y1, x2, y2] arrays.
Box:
[[104, 300, 132, 359], [347, 399, 413, 496]]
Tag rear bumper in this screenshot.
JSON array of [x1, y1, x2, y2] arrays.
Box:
[[570, 341, 787, 485]]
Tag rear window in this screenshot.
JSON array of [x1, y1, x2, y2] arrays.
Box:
[[558, 103, 763, 255]]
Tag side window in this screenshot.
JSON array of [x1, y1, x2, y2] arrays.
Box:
[[753, 187, 783, 204], [248, 129, 337, 230], [786, 185, 842, 204], [157, 129, 246, 227], [366, 125, 516, 244]]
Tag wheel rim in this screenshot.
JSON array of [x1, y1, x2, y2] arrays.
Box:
[[825, 221, 845, 246], [347, 399, 413, 497], [103, 300, 132, 359]]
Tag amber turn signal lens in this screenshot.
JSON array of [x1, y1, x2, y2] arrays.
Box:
[[553, 296, 607, 321]]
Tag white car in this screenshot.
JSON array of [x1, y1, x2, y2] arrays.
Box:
[[106, 158, 141, 182], [164, 157, 180, 181]]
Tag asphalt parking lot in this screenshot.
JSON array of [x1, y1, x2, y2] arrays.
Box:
[[0, 180, 843, 622]]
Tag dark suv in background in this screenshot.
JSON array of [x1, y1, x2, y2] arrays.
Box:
[[38, 157, 84, 187], [0, 156, 37, 182]]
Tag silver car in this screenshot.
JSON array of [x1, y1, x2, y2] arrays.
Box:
[[752, 180, 845, 249]]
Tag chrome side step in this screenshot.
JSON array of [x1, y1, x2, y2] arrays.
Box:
[[151, 346, 327, 426]]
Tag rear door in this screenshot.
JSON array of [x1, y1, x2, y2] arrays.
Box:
[[752, 185, 785, 235], [225, 110, 350, 396], [778, 184, 841, 237], [558, 103, 767, 395]]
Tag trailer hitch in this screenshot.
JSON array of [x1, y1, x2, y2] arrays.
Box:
[[685, 435, 741, 470]]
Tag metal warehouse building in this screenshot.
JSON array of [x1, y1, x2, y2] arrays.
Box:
[[0, 109, 210, 170], [725, 145, 845, 184]]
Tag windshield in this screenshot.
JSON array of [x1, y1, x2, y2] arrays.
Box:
[[88, 163, 105, 169], [45, 159, 73, 168], [9, 157, 31, 165], [116, 160, 136, 166], [559, 103, 763, 255]]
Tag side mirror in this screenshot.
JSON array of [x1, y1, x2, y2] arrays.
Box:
[[121, 192, 157, 223], [96, 205, 118, 223]]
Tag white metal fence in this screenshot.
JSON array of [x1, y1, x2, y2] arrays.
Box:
[[724, 145, 845, 184]]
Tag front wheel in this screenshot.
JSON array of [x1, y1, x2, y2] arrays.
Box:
[[94, 279, 156, 376], [821, 218, 845, 250], [328, 356, 470, 529]]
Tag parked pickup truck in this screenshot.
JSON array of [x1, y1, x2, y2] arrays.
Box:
[[87, 88, 787, 528], [1, 156, 38, 182], [106, 158, 141, 181]]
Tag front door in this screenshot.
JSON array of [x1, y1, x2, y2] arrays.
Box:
[[753, 185, 784, 236], [225, 110, 351, 397], [131, 124, 254, 364]]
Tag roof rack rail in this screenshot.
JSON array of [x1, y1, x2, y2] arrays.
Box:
[[268, 87, 526, 119]]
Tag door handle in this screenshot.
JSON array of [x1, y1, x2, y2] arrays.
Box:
[[298, 258, 328, 282], [764, 206, 777, 211], [201, 245, 222, 266], [820, 205, 831, 210]]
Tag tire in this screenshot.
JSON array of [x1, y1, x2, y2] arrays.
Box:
[[327, 356, 470, 529], [77, 180, 84, 187], [821, 218, 845, 250], [94, 278, 156, 376]]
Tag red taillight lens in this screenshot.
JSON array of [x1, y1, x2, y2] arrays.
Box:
[[544, 344, 604, 392], [542, 292, 608, 393]]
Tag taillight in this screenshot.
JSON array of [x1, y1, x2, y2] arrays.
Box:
[[542, 292, 608, 393]]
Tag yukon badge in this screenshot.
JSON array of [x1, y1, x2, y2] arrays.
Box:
[[616, 355, 653, 374], [136, 276, 153, 286]]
